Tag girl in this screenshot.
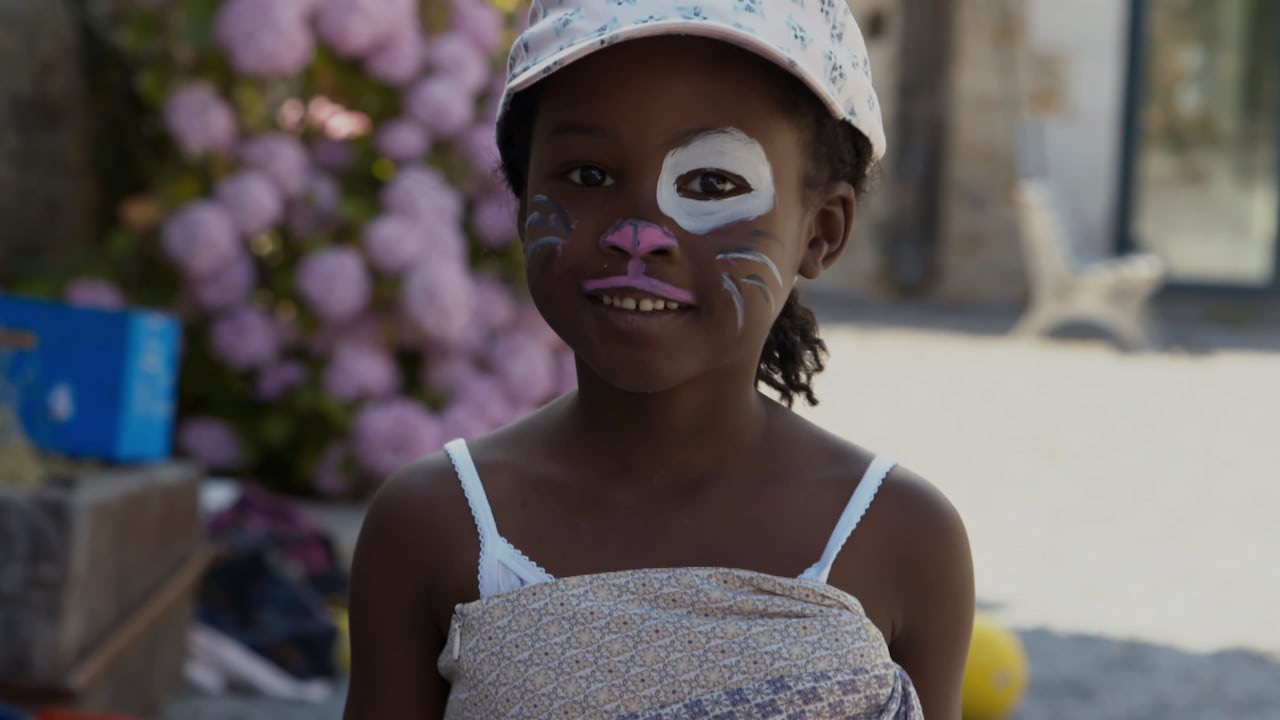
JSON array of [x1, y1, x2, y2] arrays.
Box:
[[346, 2, 974, 718]]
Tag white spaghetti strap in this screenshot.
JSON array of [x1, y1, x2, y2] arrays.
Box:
[[444, 439, 502, 590], [801, 455, 898, 584], [443, 438, 555, 597], [444, 439, 499, 542]]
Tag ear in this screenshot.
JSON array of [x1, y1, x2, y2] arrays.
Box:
[[798, 181, 857, 280]]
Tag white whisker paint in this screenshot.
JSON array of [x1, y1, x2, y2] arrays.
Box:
[[716, 250, 783, 286], [739, 275, 775, 314], [657, 128, 775, 235], [721, 273, 745, 334]]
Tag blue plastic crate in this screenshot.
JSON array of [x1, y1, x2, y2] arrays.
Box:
[[0, 294, 182, 463]]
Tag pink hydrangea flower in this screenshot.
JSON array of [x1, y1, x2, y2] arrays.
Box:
[[313, 441, 352, 497], [515, 303, 565, 349], [470, 193, 517, 248], [402, 260, 475, 344], [239, 133, 310, 196], [311, 139, 355, 171], [178, 416, 243, 471], [452, 370, 512, 424], [191, 250, 257, 311], [64, 278, 125, 310], [421, 349, 480, 394], [162, 200, 240, 278], [308, 313, 386, 355], [316, 0, 416, 59], [487, 330, 557, 406], [470, 274, 517, 331], [287, 171, 342, 236], [380, 166, 463, 225], [364, 30, 426, 87], [296, 247, 371, 323], [351, 397, 444, 477], [215, 0, 315, 79], [210, 305, 280, 370], [323, 343, 401, 401], [215, 170, 284, 236], [362, 214, 428, 273], [458, 123, 501, 184], [449, 0, 504, 54], [442, 371, 512, 439], [256, 360, 308, 402], [424, 31, 491, 94], [374, 118, 432, 163], [164, 83, 237, 158], [406, 76, 475, 138]]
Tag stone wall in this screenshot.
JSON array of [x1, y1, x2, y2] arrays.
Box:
[[812, 0, 903, 298], [0, 0, 98, 284], [933, 0, 1027, 304], [815, 0, 1030, 306]]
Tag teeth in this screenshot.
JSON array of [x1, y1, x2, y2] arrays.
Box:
[[600, 296, 682, 312]]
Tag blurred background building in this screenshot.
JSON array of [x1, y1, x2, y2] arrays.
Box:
[[821, 0, 1278, 305]]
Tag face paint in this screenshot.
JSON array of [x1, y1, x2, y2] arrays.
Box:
[[716, 250, 783, 286], [716, 248, 784, 334], [583, 219, 696, 305], [739, 274, 775, 314], [524, 194, 576, 261], [656, 128, 776, 235], [721, 274, 745, 334], [531, 194, 575, 234]]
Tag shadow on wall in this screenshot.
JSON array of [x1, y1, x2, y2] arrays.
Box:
[[1014, 627, 1280, 720]]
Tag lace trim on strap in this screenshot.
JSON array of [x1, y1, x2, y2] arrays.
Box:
[[800, 455, 898, 583], [496, 536, 556, 583], [443, 439, 554, 597], [444, 439, 496, 596]]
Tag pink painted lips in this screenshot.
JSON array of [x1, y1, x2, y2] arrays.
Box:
[[581, 274, 696, 306]]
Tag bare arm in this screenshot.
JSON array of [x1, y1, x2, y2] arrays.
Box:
[[886, 470, 976, 720], [344, 464, 452, 719]]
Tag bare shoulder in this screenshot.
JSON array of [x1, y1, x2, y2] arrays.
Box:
[[873, 463, 972, 575], [868, 463, 975, 720], [353, 449, 480, 631], [344, 450, 479, 718]]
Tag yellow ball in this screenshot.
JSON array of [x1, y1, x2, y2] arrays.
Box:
[[961, 613, 1030, 720], [330, 604, 352, 674]]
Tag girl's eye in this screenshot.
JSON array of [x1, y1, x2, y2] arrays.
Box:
[[677, 170, 748, 199], [566, 165, 615, 188]]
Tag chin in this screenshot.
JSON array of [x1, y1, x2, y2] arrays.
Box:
[[577, 352, 698, 395]]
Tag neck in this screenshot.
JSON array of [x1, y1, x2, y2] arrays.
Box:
[[563, 359, 772, 487]]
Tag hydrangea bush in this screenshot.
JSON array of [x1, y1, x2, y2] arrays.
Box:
[[63, 0, 572, 498]]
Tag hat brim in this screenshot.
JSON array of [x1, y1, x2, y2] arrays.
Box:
[[499, 19, 887, 162]]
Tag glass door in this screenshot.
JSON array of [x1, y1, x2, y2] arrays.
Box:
[[1126, 0, 1279, 288]]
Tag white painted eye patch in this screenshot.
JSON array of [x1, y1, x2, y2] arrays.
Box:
[[656, 128, 776, 235]]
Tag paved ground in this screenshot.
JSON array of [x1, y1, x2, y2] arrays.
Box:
[[162, 300, 1280, 719]]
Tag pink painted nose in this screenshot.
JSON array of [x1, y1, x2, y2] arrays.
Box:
[[600, 219, 678, 258]]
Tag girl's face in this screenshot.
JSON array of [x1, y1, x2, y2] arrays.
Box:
[[522, 36, 851, 395]]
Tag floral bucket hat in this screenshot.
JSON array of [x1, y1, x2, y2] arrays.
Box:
[[497, 0, 887, 161]]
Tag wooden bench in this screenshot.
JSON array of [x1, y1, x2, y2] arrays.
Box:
[[1011, 170, 1166, 351]]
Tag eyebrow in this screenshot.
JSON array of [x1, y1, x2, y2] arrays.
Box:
[[545, 121, 615, 138]]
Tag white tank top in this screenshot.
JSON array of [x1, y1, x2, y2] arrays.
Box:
[[443, 439, 897, 598]]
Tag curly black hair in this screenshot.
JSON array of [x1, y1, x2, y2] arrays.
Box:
[[496, 61, 874, 408]]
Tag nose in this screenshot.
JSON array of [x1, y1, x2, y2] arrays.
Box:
[[599, 219, 679, 259]]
